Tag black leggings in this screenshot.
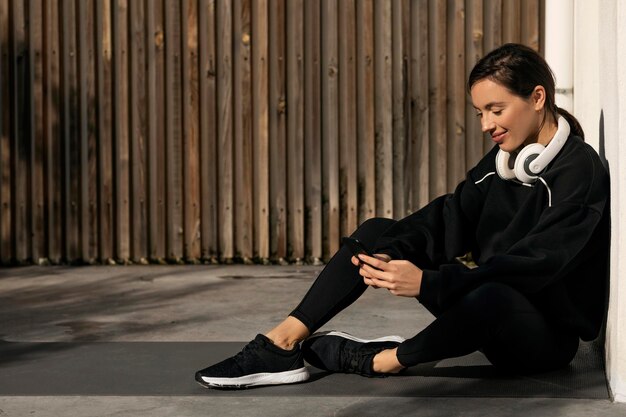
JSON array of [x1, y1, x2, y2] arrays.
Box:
[[291, 217, 580, 374]]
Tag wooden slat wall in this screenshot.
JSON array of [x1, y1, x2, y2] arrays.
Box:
[[0, 0, 544, 265]]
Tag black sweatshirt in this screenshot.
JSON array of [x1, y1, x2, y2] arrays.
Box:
[[374, 135, 610, 341]]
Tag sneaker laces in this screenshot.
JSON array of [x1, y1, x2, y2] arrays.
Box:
[[232, 338, 260, 367], [339, 340, 379, 375]]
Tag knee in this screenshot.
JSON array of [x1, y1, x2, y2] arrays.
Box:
[[350, 217, 396, 244], [356, 217, 396, 233]]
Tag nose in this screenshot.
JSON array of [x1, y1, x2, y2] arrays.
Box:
[[481, 115, 496, 133]]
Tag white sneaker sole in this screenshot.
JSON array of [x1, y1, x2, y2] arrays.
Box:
[[308, 331, 405, 344], [197, 367, 310, 389]]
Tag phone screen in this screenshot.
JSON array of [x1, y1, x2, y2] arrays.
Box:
[[341, 237, 384, 271], [341, 237, 373, 257]]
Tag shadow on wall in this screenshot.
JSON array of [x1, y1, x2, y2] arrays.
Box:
[[0, 25, 102, 267], [599, 110, 608, 170], [1, 34, 55, 266], [598, 109, 611, 347]]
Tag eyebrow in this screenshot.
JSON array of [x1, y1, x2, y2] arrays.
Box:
[[473, 101, 506, 110]]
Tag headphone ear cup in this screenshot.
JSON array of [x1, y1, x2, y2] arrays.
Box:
[[495, 150, 517, 180], [514, 143, 545, 183]]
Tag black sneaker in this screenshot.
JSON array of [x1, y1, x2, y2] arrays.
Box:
[[195, 334, 310, 389], [302, 331, 404, 377]]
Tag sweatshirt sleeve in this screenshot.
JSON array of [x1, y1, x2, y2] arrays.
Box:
[[420, 147, 609, 310]]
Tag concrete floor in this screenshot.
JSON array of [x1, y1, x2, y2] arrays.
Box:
[[1, 265, 625, 416]]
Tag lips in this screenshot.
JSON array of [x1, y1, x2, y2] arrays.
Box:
[[491, 131, 507, 144]]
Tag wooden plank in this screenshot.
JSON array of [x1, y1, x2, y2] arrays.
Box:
[[182, 0, 201, 261], [154, 0, 167, 261], [538, 0, 545, 54], [112, 0, 130, 261], [152, 0, 166, 262], [251, 0, 269, 261], [64, 0, 81, 262], [268, 0, 286, 262], [482, 0, 501, 154], [129, 0, 147, 263], [304, 0, 322, 262], [521, 0, 540, 51], [233, 0, 253, 262], [321, 0, 340, 260], [12, 0, 30, 263], [502, 0, 521, 44], [338, 0, 357, 237], [374, 0, 392, 217], [96, 0, 114, 263], [216, 0, 234, 261], [86, 0, 98, 263], [428, 0, 447, 199], [483, 0, 502, 52], [78, 0, 98, 263], [356, 0, 376, 223], [0, 0, 12, 263], [199, 0, 218, 261], [446, 0, 465, 191], [392, 0, 407, 217], [165, 0, 183, 261], [410, 0, 430, 209], [286, 0, 305, 261], [77, 0, 87, 261], [43, 0, 63, 263], [146, 0, 165, 261], [401, 0, 411, 214], [465, 0, 485, 169], [28, 0, 45, 263]]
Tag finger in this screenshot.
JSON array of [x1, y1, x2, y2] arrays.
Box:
[[374, 253, 392, 262], [368, 275, 394, 290], [363, 277, 380, 289], [359, 265, 379, 281], [360, 262, 394, 282], [351, 255, 360, 266], [358, 254, 390, 271]]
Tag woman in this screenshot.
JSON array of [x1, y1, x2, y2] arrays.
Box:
[[195, 43, 610, 389]]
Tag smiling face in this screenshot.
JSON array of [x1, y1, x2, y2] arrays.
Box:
[[470, 78, 547, 153]]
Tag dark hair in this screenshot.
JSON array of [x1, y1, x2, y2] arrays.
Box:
[[467, 43, 584, 139]]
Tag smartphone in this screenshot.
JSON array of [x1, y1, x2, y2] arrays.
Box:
[[342, 237, 383, 270], [341, 237, 378, 268]]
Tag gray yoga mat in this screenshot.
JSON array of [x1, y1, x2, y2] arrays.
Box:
[[0, 340, 608, 398]]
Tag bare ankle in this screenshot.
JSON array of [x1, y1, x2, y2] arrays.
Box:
[[265, 317, 310, 351], [266, 336, 298, 351]]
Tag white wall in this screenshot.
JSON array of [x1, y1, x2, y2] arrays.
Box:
[[573, 0, 626, 403], [573, 0, 600, 150], [602, 0, 626, 403]]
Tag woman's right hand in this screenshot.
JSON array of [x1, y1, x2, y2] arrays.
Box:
[[351, 253, 392, 288]]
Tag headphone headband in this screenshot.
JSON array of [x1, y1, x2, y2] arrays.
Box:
[[526, 116, 570, 175]]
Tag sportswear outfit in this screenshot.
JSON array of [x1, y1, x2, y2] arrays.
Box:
[[197, 135, 609, 387], [291, 135, 609, 372]]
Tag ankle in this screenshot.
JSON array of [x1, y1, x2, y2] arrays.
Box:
[[265, 334, 300, 351], [265, 316, 310, 351]]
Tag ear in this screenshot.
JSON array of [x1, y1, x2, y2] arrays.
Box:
[[531, 85, 547, 111]]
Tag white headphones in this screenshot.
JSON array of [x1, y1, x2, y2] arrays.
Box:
[[495, 116, 570, 183]]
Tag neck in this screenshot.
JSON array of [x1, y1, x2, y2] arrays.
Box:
[[536, 112, 559, 147]]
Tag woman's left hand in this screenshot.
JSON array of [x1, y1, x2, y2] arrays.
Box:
[[357, 254, 423, 297]]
